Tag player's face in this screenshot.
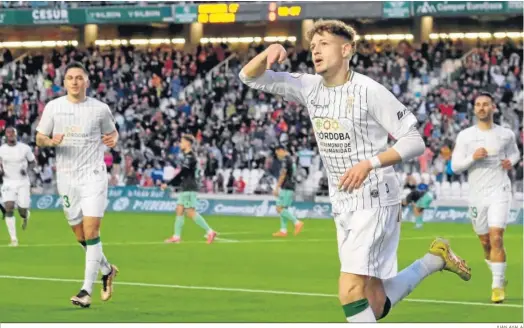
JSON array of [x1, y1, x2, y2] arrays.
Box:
[[64, 68, 88, 98], [5, 128, 16, 144], [310, 32, 352, 76], [180, 139, 191, 152], [474, 96, 495, 122], [276, 149, 285, 160]]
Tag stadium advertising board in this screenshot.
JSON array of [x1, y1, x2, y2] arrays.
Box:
[[174, 5, 198, 23], [0, 8, 78, 25], [383, 1, 412, 18], [31, 189, 523, 225], [414, 1, 523, 16], [83, 6, 173, 24]]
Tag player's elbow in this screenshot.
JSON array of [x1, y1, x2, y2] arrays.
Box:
[[238, 69, 254, 85], [450, 161, 461, 174], [393, 131, 425, 161]]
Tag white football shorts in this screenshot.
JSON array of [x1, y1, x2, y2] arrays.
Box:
[[57, 173, 108, 226], [469, 192, 512, 235], [1, 181, 31, 208], [335, 204, 401, 280]]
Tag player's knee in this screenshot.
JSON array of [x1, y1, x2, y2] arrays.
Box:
[[480, 238, 491, 251], [18, 208, 27, 218], [338, 274, 366, 305], [82, 223, 100, 240], [5, 209, 14, 217], [84, 230, 99, 241], [276, 206, 283, 213], [489, 234, 504, 249]]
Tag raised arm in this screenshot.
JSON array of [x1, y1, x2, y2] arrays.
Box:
[[239, 44, 315, 106]]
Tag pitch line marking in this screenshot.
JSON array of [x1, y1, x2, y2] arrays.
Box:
[[0, 275, 521, 309], [0, 235, 514, 248]]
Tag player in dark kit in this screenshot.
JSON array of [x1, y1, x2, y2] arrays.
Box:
[[272, 144, 304, 237], [402, 184, 434, 229], [162, 134, 217, 244]]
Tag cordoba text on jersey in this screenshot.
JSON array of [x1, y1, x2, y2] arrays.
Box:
[[316, 132, 352, 140]]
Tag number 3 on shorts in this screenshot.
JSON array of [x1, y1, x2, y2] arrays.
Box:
[[469, 206, 477, 218], [63, 195, 71, 208]]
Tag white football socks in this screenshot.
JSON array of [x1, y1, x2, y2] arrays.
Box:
[[81, 240, 103, 294], [5, 216, 17, 242], [383, 253, 444, 306], [490, 262, 506, 289]]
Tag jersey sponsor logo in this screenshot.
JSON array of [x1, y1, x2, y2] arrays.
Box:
[[313, 117, 353, 153], [65, 125, 89, 138], [396, 108, 409, 120]]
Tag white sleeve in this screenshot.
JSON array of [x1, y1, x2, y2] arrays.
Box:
[[367, 83, 424, 160], [25, 145, 36, 162], [239, 70, 312, 106], [451, 132, 475, 174], [36, 105, 54, 136], [367, 82, 418, 140], [504, 130, 521, 166], [100, 105, 117, 135]]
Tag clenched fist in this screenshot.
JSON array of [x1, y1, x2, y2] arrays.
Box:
[[265, 44, 288, 69], [472, 148, 488, 161], [50, 134, 64, 146]]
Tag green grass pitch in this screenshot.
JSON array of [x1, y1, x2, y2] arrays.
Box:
[[0, 211, 522, 323]]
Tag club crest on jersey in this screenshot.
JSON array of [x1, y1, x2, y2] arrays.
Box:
[[347, 96, 354, 114]]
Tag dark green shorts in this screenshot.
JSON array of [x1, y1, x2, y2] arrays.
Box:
[[276, 189, 294, 207], [177, 191, 197, 208]]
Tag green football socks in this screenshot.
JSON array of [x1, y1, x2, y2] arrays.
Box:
[[174, 216, 185, 237], [194, 213, 212, 233]]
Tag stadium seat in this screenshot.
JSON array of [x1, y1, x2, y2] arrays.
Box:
[[450, 181, 461, 198], [411, 172, 421, 185], [233, 169, 241, 179], [421, 173, 431, 184], [433, 181, 441, 197], [460, 182, 469, 198], [440, 181, 451, 198]]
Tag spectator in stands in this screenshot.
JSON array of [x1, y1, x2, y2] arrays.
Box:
[[0, 36, 521, 198], [226, 174, 235, 194], [235, 176, 246, 194]]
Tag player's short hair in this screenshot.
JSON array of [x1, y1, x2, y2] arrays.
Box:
[[476, 91, 494, 102], [181, 134, 195, 145], [306, 20, 357, 48], [5, 126, 17, 135], [64, 62, 88, 76]]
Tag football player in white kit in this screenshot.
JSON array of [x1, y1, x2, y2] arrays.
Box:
[[36, 62, 119, 308], [451, 92, 521, 303], [0, 126, 36, 246], [239, 20, 472, 322]]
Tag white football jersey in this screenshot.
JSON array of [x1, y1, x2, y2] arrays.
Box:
[[36, 96, 116, 183], [240, 70, 418, 213], [452, 124, 520, 202], [0, 142, 35, 184]]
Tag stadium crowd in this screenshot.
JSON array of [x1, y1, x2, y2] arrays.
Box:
[[0, 37, 522, 196]]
